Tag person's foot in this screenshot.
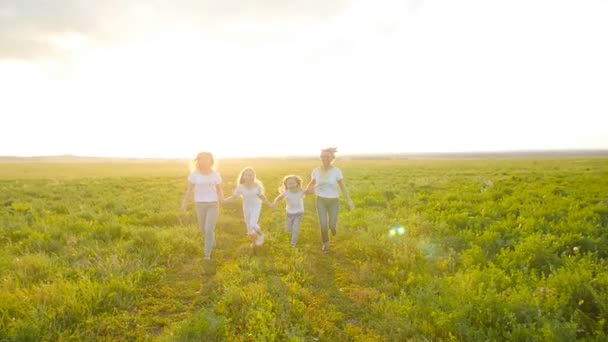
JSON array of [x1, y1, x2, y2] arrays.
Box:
[[204, 256, 211, 260], [256, 234, 265, 246], [322, 242, 330, 253], [331, 227, 336, 236]]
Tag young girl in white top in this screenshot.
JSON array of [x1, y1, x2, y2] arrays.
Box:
[[182, 152, 224, 260], [272, 175, 305, 247], [306, 147, 355, 253], [224, 167, 273, 247]]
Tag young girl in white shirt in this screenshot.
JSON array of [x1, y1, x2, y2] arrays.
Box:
[[181, 152, 224, 260], [224, 167, 273, 247], [272, 175, 305, 247], [306, 147, 355, 253]]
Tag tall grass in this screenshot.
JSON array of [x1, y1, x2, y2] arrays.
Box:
[[1, 158, 607, 340]]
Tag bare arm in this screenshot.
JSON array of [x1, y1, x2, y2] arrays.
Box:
[[258, 193, 273, 207], [305, 178, 316, 195], [338, 179, 355, 210], [272, 193, 285, 206], [181, 183, 194, 211], [222, 188, 240, 204]]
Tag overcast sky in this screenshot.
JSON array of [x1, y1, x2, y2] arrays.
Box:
[[1, 0, 607, 158]]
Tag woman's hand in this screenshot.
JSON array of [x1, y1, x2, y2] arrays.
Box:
[[347, 198, 355, 211], [222, 195, 236, 204]]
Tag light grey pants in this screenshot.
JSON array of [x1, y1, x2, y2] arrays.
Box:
[[286, 212, 303, 246], [195, 201, 219, 258], [316, 196, 339, 244]]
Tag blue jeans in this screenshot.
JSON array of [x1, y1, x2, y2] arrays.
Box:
[[195, 202, 219, 258], [316, 197, 339, 244], [286, 212, 303, 246]]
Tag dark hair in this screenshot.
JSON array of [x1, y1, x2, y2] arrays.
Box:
[[321, 147, 337, 159]]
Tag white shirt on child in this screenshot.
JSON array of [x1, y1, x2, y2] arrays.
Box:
[[188, 171, 222, 202], [283, 189, 305, 214], [235, 184, 263, 209], [311, 167, 343, 198]]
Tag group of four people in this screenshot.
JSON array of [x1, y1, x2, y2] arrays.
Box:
[[181, 148, 355, 260]]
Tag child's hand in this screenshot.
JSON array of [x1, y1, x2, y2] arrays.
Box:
[[222, 196, 235, 205]]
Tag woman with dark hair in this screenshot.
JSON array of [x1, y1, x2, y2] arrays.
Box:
[[306, 147, 355, 253]]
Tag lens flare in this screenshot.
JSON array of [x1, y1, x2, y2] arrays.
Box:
[[388, 225, 406, 238]]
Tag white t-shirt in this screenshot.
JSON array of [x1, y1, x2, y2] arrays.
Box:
[[283, 189, 305, 214], [235, 184, 263, 208], [311, 167, 343, 198], [188, 171, 222, 202]]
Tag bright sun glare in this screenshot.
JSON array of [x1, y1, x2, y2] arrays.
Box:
[[1, 0, 607, 158]]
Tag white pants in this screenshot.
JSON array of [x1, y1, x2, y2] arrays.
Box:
[[243, 203, 262, 235]]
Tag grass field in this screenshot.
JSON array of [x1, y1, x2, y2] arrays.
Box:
[[1, 158, 607, 341]]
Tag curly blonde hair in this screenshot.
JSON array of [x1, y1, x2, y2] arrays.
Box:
[[279, 175, 303, 193]]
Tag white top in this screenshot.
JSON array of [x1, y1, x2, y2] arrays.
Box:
[[188, 171, 222, 202], [311, 167, 343, 198], [282, 189, 305, 214], [234, 184, 263, 208]]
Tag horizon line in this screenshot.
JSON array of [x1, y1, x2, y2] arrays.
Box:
[[2, 148, 608, 161]]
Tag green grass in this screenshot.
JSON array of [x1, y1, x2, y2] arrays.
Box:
[[1, 158, 607, 340]]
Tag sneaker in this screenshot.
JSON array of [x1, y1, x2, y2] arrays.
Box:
[[256, 234, 265, 246], [330, 227, 336, 236], [204, 256, 211, 260], [322, 242, 330, 253]]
